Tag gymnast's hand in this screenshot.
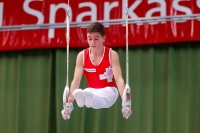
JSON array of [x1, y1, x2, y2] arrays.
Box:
[[121, 105, 132, 119], [61, 103, 74, 120]]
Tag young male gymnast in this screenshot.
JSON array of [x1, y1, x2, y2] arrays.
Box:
[[61, 22, 132, 119]]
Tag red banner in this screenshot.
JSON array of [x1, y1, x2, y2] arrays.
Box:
[[0, 0, 200, 51]]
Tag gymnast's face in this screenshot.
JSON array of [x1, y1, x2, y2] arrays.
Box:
[[87, 32, 105, 49]]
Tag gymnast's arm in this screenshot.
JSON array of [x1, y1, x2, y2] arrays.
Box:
[[68, 51, 84, 101], [110, 50, 125, 99]]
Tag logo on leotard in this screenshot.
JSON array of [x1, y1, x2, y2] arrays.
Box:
[[99, 66, 113, 82], [84, 68, 96, 72]]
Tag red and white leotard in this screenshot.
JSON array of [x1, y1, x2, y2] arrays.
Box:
[[83, 47, 116, 88]]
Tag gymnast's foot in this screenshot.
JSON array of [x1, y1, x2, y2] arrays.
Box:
[[73, 89, 84, 107]]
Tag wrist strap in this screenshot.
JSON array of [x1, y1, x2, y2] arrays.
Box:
[[66, 103, 74, 111], [125, 101, 131, 107], [122, 101, 131, 108]]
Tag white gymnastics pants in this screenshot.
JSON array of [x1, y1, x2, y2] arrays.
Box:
[[72, 87, 119, 109]]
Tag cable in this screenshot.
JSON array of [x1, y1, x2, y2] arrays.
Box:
[[0, 14, 200, 32], [66, 0, 70, 87], [126, 0, 129, 85]]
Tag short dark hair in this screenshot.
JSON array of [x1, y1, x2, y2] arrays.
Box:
[[86, 22, 105, 37]]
